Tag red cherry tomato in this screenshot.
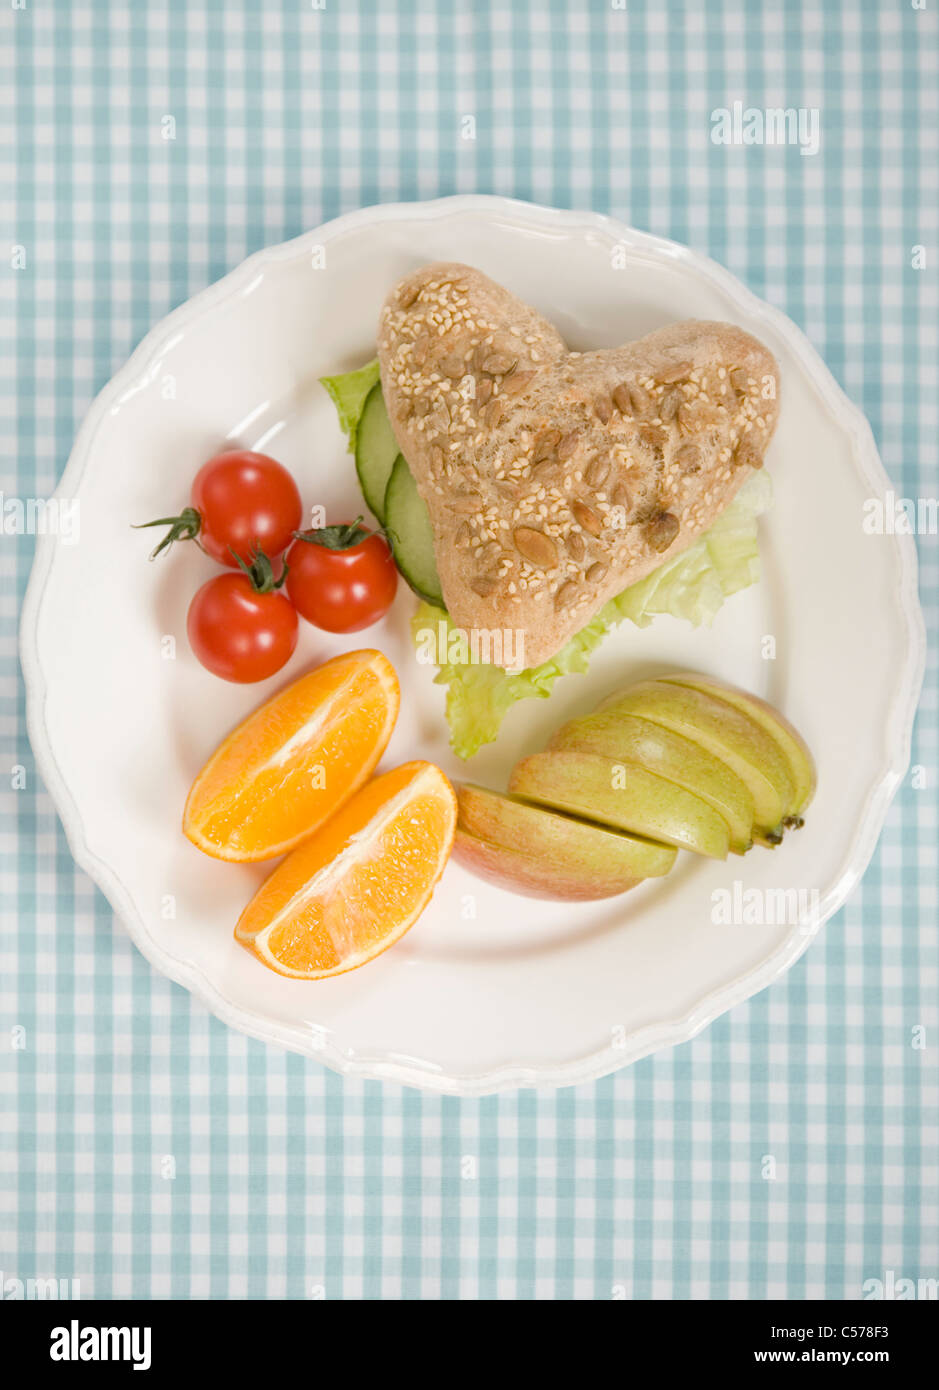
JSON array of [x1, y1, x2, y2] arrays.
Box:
[[285, 520, 398, 633], [137, 450, 302, 566], [187, 571, 298, 683], [191, 451, 302, 565]]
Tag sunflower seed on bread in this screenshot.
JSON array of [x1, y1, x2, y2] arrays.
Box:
[[377, 262, 780, 669]]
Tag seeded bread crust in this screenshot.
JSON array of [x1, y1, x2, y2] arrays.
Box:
[[377, 262, 780, 669]]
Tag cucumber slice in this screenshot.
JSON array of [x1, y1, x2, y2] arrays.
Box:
[[383, 454, 444, 606], [354, 383, 399, 523]]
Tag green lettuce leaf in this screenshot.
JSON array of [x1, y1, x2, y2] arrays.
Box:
[[412, 471, 772, 758], [320, 358, 380, 453], [412, 602, 619, 760], [608, 469, 771, 629]]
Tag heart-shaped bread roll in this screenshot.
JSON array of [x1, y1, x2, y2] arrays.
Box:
[[378, 263, 779, 668]]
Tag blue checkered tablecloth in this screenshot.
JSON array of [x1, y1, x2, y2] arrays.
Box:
[[2, 0, 936, 1300]]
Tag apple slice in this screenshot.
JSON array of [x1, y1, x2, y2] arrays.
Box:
[[453, 785, 675, 900], [657, 673, 816, 820], [597, 681, 794, 842], [509, 752, 731, 860], [549, 712, 755, 853]]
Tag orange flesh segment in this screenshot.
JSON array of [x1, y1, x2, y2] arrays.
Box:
[[183, 650, 399, 861], [236, 761, 457, 979]]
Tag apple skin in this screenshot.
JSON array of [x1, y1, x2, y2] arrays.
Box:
[[455, 832, 643, 901], [453, 784, 675, 900], [508, 752, 731, 860], [549, 711, 755, 854], [657, 673, 816, 819], [596, 680, 794, 840]]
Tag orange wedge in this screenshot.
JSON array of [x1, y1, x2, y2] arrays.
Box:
[[183, 649, 400, 862], [235, 761, 457, 979]]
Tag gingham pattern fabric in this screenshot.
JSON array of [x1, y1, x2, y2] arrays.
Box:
[[2, 0, 936, 1301]]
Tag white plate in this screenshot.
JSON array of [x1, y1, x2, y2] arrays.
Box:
[[21, 196, 924, 1095]]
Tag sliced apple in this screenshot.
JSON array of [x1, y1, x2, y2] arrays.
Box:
[[597, 681, 794, 842], [549, 711, 755, 854], [509, 751, 731, 860], [453, 785, 675, 900], [657, 672, 816, 820]]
